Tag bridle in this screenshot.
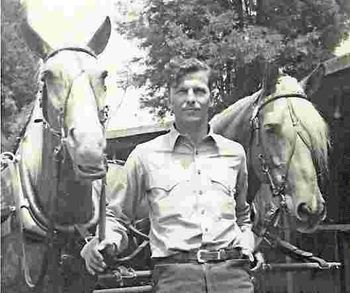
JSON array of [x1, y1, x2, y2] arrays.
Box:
[[249, 92, 310, 239], [38, 47, 110, 162]]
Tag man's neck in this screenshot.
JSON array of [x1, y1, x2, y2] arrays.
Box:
[[175, 121, 208, 146]]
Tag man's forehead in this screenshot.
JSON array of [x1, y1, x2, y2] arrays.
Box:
[[176, 70, 209, 87]]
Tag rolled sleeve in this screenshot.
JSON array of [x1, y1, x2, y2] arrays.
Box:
[[102, 147, 146, 253]]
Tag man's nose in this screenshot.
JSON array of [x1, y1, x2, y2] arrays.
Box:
[[186, 89, 196, 103]]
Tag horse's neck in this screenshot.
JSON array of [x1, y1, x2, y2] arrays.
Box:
[[40, 130, 93, 224], [211, 90, 260, 150], [18, 98, 93, 225]]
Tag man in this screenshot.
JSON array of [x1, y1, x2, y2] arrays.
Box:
[[81, 57, 255, 292]]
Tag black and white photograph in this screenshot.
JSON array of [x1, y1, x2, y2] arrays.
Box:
[[1, 0, 350, 292]]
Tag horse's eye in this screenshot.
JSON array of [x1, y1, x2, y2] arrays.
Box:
[[264, 124, 283, 138], [101, 70, 108, 79], [264, 124, 275, 132], [42, 70, 54, 81]]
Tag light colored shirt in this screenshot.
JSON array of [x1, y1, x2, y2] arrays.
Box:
[[104, 125, 254, 258]]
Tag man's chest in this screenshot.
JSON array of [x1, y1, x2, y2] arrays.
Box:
[[142, 152, 242, 221]]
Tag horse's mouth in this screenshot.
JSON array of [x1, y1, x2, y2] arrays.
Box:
[[75, 164, 107, 180], [294, 215, 324, 233]]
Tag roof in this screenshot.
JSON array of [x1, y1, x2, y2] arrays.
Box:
[[106, 120, 173, 139], [323, 53, 350, 76]]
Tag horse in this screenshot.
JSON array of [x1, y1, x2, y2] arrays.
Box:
[[1, 16, 111, 293], [210, 72, 329, 243]]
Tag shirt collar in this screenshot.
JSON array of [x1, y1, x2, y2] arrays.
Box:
[[168, 123, 218, 150]]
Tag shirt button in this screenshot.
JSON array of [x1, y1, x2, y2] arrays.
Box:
[[201, 209, 205, 215], [195, 150, 199, 155], [198, 190, 203, 195], [204, 228, 208, 232], [197, 170, 201, 175]]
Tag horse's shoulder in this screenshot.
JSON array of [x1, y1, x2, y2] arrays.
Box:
[[17, 100, 43, 180], [212, 133, 246, 156], [132, 131, 170, 154]]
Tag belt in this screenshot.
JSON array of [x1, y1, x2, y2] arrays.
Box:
[[153, 248, 246, 264]]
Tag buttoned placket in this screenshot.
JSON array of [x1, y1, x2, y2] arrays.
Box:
[[193, 144, 211, 239], [177, 135, 215, 241]]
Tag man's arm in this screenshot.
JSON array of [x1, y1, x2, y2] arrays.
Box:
[[81, 147, 145, 274], [235, 147, 255, 257], [103, 147, 146, 253]]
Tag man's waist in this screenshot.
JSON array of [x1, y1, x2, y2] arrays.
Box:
[[152, 247, 248, 264]]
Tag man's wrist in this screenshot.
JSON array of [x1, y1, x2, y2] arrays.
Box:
[[241, 248, 254, 262]]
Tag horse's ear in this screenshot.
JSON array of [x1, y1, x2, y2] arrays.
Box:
[[87, 16, 111, 55], [20, 18, 52, 59], [300, 64, 325, 99]]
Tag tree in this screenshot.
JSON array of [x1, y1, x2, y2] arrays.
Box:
[[116, 0, 349, 118], [1, 0, 38, 152]]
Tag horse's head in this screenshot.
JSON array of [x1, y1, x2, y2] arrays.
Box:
[[250, 75, 328, 232], [21, 17, 111, 180]]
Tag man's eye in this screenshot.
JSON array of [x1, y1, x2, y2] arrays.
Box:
[[194, 88, 206, 95], [177, 89, 187, 94]]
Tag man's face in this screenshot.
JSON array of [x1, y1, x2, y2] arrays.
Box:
[[169, 70, 212, 125]]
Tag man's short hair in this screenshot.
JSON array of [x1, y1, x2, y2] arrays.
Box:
[[165, 57, 211, 88]]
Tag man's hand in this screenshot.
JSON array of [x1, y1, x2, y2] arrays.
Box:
[[241, 249, 255, 263], [80, 237, 116, 275], [250, 251, 265, 272]]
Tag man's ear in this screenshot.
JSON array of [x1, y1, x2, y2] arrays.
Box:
[[209, 95, 214, 107], [167, 88, 174, 110]]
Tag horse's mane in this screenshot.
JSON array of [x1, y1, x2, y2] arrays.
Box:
[[210, 90, 261, 148], [265, 74, 329, 178], [291, 97, 329, 177]]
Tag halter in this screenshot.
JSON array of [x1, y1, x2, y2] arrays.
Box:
[[39, 47, 110, 161], [250, 93, 310, 238]]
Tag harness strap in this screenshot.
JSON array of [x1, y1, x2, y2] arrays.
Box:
[[98, 177, 107, 242], [113, 240, 149, 263], [45, 47, 97, 62], [2, 153, 49, 289], [265, 232, 332, 268]]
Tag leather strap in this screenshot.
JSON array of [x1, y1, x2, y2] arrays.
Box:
[[153, 248, 246, 264]]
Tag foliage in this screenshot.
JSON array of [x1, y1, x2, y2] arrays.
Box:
[[1, 0, 38, 152], [116, 0, 349, 117]]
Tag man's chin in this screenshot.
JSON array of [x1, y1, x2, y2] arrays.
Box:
[[182, 116, 202, 123]]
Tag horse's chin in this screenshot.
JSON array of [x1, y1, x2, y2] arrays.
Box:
[[293, 216, 323, 233], [74, 164, 107, 180]]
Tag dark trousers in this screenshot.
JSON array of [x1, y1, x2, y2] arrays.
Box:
[[152, 260, 254, 293]]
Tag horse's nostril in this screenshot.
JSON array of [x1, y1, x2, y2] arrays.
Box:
[[296, 203, 311, 221], [68, 128, 77, 142], [320, 203, 327, 220]]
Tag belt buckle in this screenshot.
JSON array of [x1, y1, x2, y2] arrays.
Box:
[[197, 249, 206, 263], [197, 249, 221, 263]]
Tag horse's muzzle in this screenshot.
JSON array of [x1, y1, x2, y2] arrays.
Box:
[[294, 202, 327, 233], [75, 163, 107, 180]]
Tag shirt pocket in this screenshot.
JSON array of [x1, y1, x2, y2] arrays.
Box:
[[208, 170, 237, 220], [147, 171, 193, 220]]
